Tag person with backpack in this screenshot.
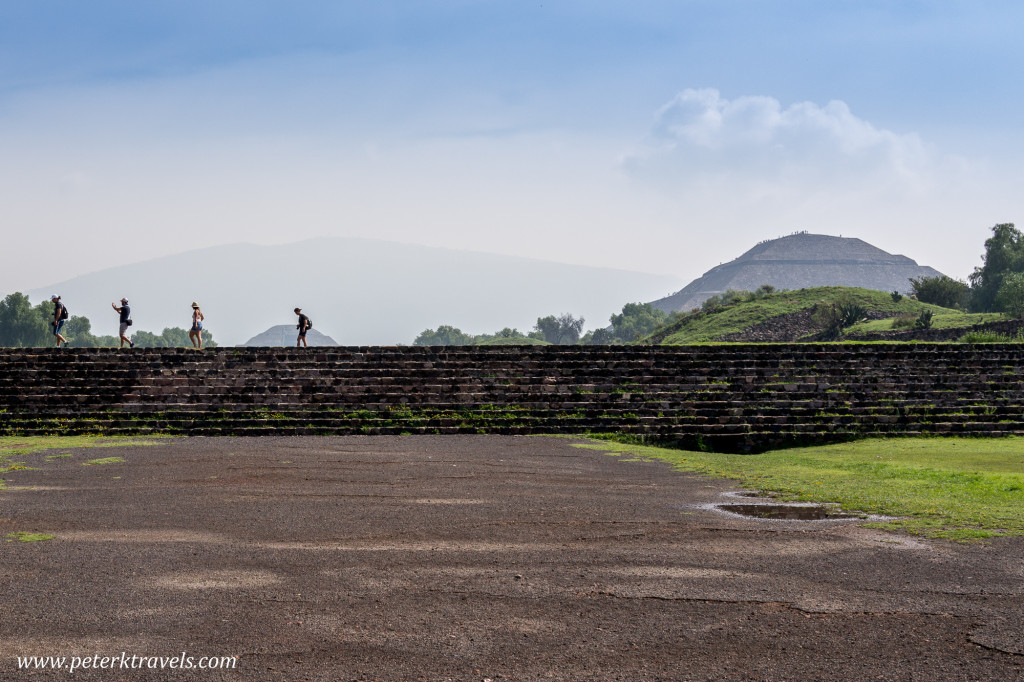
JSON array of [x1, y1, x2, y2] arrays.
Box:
[[50, 295, 68, 347], [295, 307, 311, 347], [111, 298, 134, 348]]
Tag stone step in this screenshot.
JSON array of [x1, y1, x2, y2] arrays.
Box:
[[4, 345, 1024, 448]]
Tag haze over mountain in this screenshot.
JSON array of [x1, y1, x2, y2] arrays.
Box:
[[651, 233, 946, 313], [23, 238, 682, 346]]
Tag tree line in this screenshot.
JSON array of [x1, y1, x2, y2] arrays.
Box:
[[0, 293, 217, 348], [907, 223, 1024, 316], [413, 303, 672, 346]]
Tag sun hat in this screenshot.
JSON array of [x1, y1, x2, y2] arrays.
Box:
[[121, 298, 128, 304], [50, 294, 59, 301], [191, 302, 199, 308]]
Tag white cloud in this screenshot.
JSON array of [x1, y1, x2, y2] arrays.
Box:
[[627, 88, 936, 193]]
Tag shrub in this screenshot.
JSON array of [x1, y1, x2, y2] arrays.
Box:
[[814, 299, 867, 339], [909, 275, 970, 309], [890, 291, 903, 302], [914, 310, 934, 329], [890, 313, 915, 329], [701, 290, 747, 311], [958, 331, 1012, 343]]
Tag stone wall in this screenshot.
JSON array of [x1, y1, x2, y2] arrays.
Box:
[[844, 318, 1024, 342], [2, 345, 1023, 451]]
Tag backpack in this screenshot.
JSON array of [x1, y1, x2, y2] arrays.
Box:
[[305, 317, 312, 330], [59, 304, 69, 320]]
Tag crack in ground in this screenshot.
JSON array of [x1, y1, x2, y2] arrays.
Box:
[[590, 590, 957, 617]]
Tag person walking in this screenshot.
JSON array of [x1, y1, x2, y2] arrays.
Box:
[[295, 307, 310, 347], [112, 298, 134, 348], [50, 295, 68, 347], [189, 302, 205, 349]]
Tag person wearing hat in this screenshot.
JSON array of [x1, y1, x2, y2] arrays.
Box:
[[189, 302, 205, 349], [50, 295, 68, 347], [111, 298, 134, 348], [295, 307, 310, 347]]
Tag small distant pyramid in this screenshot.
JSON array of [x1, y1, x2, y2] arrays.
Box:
[[651, 233, 945, 313], [239, 325, 339, 347]]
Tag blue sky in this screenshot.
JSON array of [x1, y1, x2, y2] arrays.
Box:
[[2, 1, 1023, 293]]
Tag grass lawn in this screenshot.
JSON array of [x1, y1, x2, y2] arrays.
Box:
[[575, 436, 1024, 541], [846, 311, 1005, 334]]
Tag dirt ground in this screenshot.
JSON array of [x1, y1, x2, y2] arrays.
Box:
[[1, 435, 1022, 681]]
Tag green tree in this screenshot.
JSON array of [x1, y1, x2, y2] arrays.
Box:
[[61, 315, 118, 347], [909, 275, 971, 309], [33, 299, 61, 346], [131, 326, 216, 348], [608, 302, 668, 342], [131, 330, 164, 347], [534, 313, 585, 344], [582, 328, 616, 345], [0, 293, 48, 347], [159, 327, 192, 347], [995, 273, 1024, 318], [969, 223, 1024, 312], [413, 325, 475, 346]]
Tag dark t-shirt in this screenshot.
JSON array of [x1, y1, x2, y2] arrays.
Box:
[[53, 302, 65, 320], [120, 305, 131, 323], [297, 314, 308, 333]]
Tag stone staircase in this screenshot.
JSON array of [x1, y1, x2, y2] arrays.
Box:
[[1, 345, 1023, 451]]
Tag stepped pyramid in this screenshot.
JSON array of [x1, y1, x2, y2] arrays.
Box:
[[652, 233, 945, 313], [240, 325, 338, 347]]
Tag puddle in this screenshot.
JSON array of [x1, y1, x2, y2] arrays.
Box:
[[716, 503, 861, 521], [699, 491, 877, 523]]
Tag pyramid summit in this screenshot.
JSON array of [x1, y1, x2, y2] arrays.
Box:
[[651, 233, 945, 313]]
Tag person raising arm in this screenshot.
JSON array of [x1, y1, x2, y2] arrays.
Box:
[[112, 298, 134, 348]]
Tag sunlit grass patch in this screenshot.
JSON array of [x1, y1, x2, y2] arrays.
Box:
[[7, 531, 55, 542], [82, 457, 126, 466], [0, 435, 165, 488], [574, 436, 1024, 541], [0, 435, 170, 456]]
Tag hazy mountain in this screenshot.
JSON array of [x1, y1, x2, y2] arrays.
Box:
[[651, 233, 946, 313], [25, 238, 682, 346]]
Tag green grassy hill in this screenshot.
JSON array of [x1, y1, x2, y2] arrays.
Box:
[[647, 287, 999, 344]]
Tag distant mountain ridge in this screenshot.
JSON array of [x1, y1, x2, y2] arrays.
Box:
[[651, 233, 945, 313], [24, 238, 682, 346]]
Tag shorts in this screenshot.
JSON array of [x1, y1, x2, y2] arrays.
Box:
[[297, 330, 307, 337], [119, 322, 129, 336], [191, 323, 203, 332], [53, 320, 65, 335]]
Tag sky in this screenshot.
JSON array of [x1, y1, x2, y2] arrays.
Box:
[[2, 1, 1024, 296]]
